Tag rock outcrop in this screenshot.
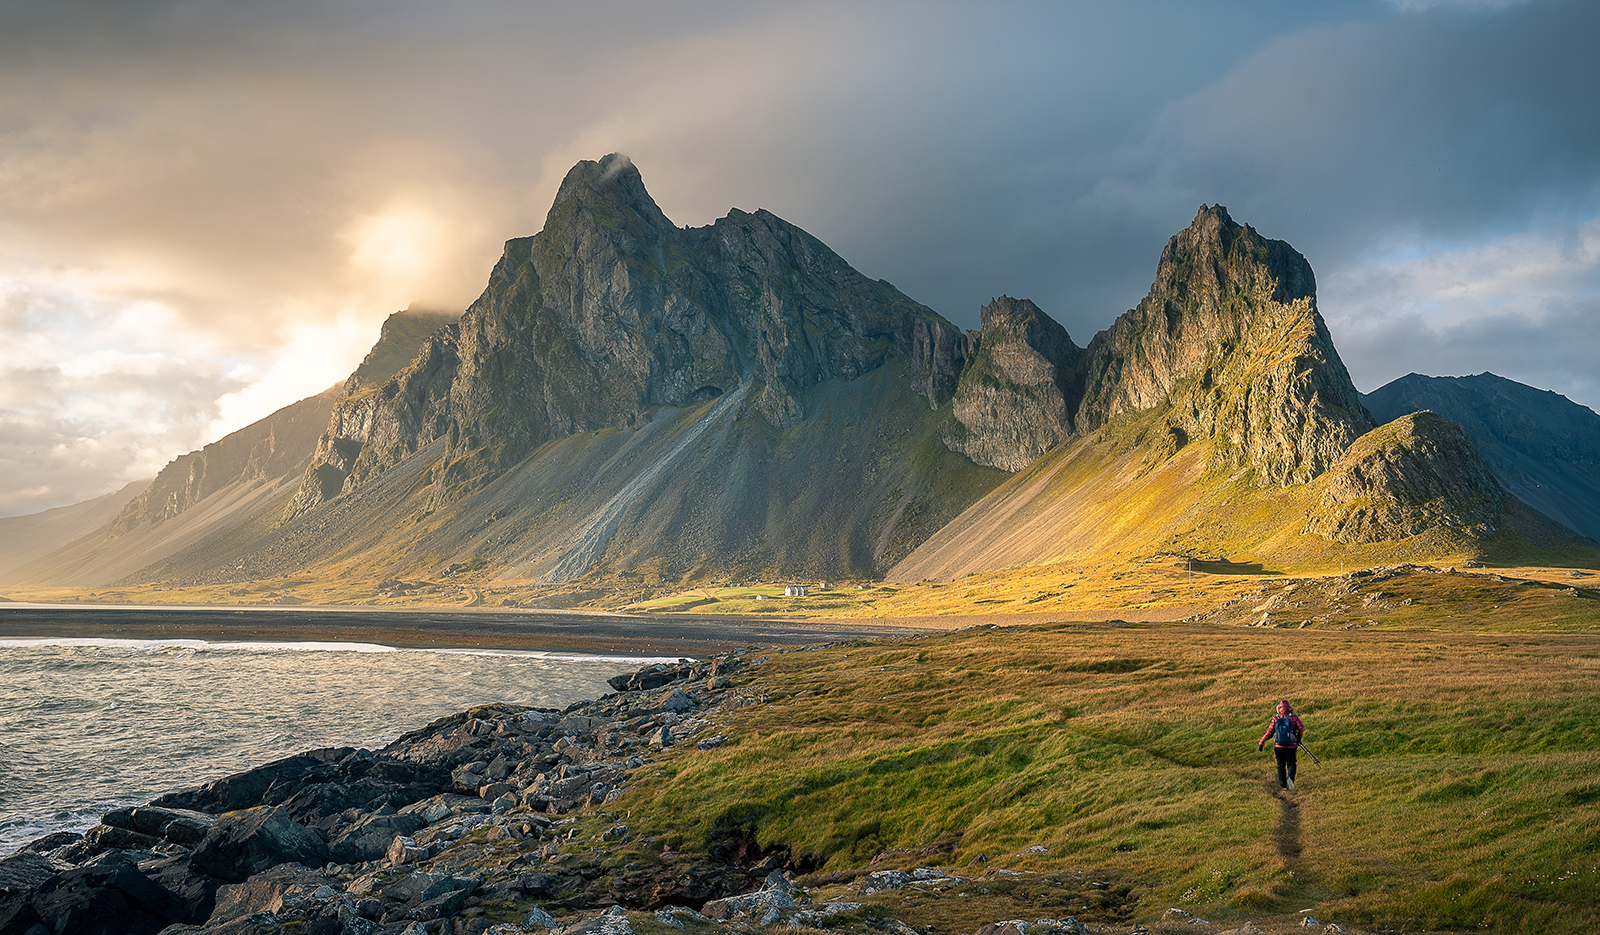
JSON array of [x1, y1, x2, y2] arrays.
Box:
[[109, 389, 339, 536], [944, 296, 1081, 471], [0, 652, 795, 934], [289, 154, 964, 517], [1305, 411, 1506, 543]]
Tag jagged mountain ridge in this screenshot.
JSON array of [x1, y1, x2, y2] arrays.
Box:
[[290, 154, 967, 519], [894, 210, 1589, 581], [216, 153, 995, 585], [1364, 372, 1600, 543], [946, 205, 1375, 483], [8, 169, 1587, 592], [4, 155, 999, 588]]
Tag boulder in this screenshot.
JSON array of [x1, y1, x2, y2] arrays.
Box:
[[400, 873, 480, 922], [386, 836, 432, 867], [485, 756, 513, 781], [700, 871, 797, 920], [606, 664, 692, 694], [477, 781, 514, 801], [559, 905, 635, 934], [188, 806, 331, 884], [208, 863, 338, 924], [137, 853, 223, 925], [18, 831, 82, 855], [521, 905, 560, 929], [82, 823, 164, 851], [327, 812, 427, 863], [102, 805, 218, 846], [451, 764, 488, 795], [790, 902, 864, 928], [0, 851, 59, 898], [860, 869, 911, 893], [654, 688, 695, 714]]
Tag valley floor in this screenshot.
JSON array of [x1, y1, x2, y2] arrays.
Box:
[[2, 557, 1599, 933]]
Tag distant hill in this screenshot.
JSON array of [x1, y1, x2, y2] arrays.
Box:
[[0, 481, 149, 580], [0, 309, 455, 587], [1364, 372, 1600, 543]]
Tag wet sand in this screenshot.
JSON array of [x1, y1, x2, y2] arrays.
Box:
[[0, 604, 922, 656]]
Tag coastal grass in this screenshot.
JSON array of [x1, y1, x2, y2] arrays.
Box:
[[613, 619, 1600, 933]]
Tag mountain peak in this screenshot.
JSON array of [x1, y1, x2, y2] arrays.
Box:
[[1072, 207, 1367, 483], [545, 153, 673, 236]]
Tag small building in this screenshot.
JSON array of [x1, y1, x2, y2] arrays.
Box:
[[784, 585, 809, 597]]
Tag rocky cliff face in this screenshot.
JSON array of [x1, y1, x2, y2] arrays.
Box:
[[1305, 411, 1505, 543], [1076, 205, 1374, 483], [110, 390, 339, 536], [944, 296, 1081, 471], [941, 205, 1374, 485], [106, 308, 454, 534], [290, 155, 963, 515]]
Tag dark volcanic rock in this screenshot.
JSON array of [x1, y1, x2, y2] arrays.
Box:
[[101, 805, 216, 846], [27, 862, 187, 935], [11, 651, 779, 935], [605, 662, 692, 693], [188, 806, 331, 884], [327, 812, 427, 864]]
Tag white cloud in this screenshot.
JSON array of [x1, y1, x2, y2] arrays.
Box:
[[1323, 216, 1600, 411]]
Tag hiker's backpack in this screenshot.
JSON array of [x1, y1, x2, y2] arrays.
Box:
[[1273, 715, 1296, 747]]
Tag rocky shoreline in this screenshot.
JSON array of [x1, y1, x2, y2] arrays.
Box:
[[0, 648, 1275, 935]]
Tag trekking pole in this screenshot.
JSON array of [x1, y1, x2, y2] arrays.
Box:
[[1298, 741, 1322, 765]]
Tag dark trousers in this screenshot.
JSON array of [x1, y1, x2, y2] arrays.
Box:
[[1274, 745, 1298, 789]]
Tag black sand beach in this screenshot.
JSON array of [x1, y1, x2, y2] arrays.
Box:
[[0, 604, 920, 655]]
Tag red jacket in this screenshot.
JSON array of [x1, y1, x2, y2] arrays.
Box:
[[1259, 702, 1305, 750]]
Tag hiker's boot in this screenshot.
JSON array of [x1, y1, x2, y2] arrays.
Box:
[[1287, 775, 1296, 791]]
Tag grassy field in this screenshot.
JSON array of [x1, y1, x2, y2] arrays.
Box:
[[601, 590, 1600, 934]]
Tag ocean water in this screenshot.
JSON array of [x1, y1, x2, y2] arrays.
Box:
[[0, 638, 671, 858]]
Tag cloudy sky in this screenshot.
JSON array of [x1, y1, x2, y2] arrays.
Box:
[[2, 0, 1596, 515]]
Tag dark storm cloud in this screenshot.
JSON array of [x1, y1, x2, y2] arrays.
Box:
[[2, 0, 1597, 514]]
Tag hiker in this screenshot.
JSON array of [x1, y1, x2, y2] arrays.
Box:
[[1257, 699, 1306, 790]]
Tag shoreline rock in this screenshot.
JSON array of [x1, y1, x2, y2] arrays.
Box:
[[0, 650, 782, 935], [0, 645, 1272, 935]]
